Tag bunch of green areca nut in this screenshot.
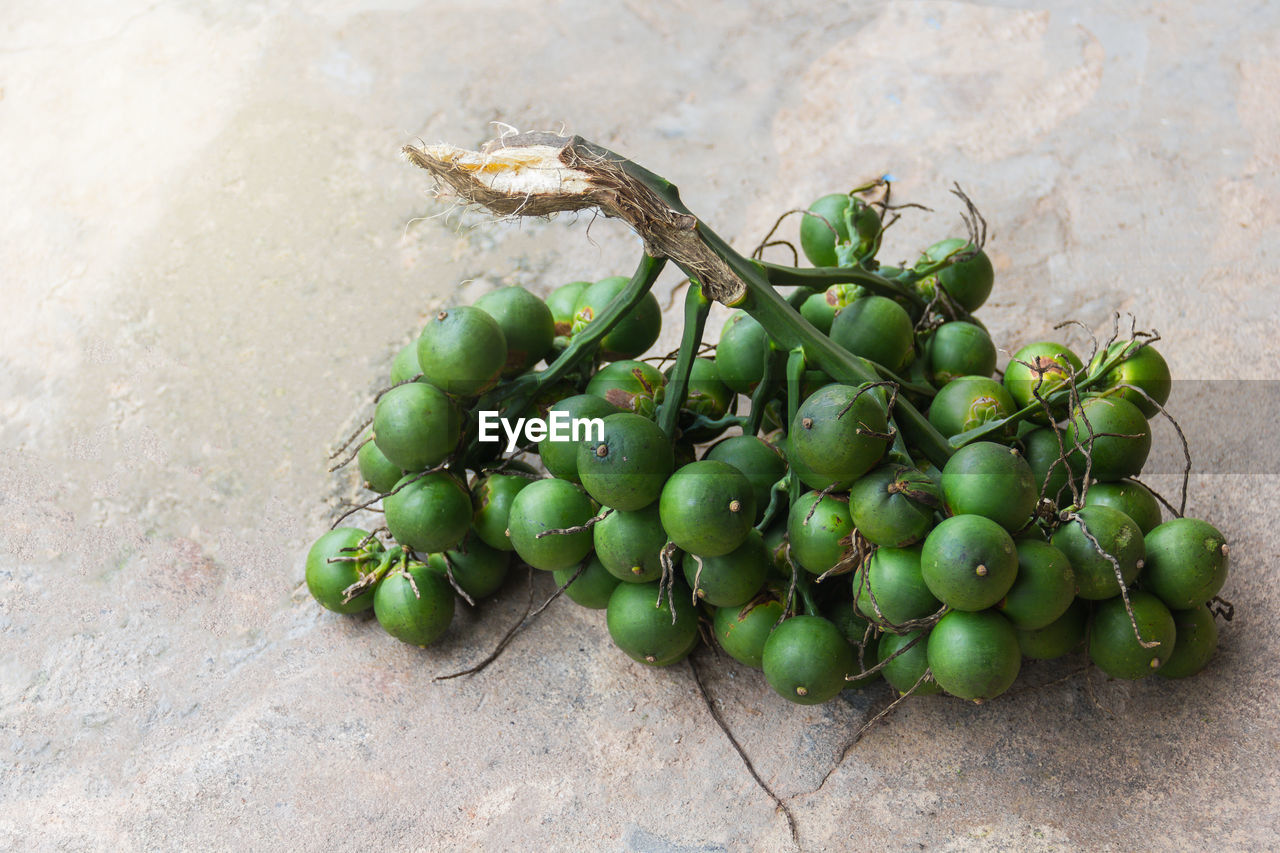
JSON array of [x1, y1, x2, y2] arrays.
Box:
[[306, 133, 1230, 707]]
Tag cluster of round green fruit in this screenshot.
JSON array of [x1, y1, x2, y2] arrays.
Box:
[[306, 188, 1229, 707]]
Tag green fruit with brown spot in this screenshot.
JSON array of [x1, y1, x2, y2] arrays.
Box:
[[705, 435, 787, 524], [538, 394, 621, 482]]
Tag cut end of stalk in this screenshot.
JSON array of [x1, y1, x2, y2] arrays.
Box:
[[403, 131, 748, 304]]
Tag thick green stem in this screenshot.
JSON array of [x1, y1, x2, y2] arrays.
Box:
[[537, 253, 667, 390], [785, 348, 806, 507], [744, 344, 783, 437], [655, 280, 710, 439], [762, 262, 926, 310], [710, 245, 953, 468]]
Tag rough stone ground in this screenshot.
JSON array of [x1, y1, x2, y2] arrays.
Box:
[[3, 2, 1279, 850]]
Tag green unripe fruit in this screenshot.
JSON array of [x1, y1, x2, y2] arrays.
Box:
[[572, 276, 662, 360], [713, 593, 789, 670], [659, 461, 756, 557], [683, 529, 770, 608], [474, 285, 555, 376], [878, 630, 942, 696], [416, 306, 507, 397], [825, 598, 879, 689], [941, 442, 1038, 532], [1003, 341, 1083, 422], [554, 556, 621, 610], [1089, 591, 1177, 679], [998, 540, 1075, 630], [428, 536, 510, 600], [1051, 505, 1145, 600], [606, 580, 699, 666], [762, 615, 856, 705], [305, 527, 382, 614], [927, 609, 1021, 701], [471, 466, 536, 551], [1141, 518, 1229, 609], [538, 394, 621, 482], [357, 434, 403, 494], [917, 238, 995, 312], [1083, 479, 1162, 535], [787, 491, 854, 575], [927, 376, 1017, 440], [829, 295, 915, 373], [1156, 604, 1218, 679], [705, 435, 787, 524], [585, 359, 667, 417], [1022, 426, 1080, 506], [790, 383, 890, 489], [799, 193, 852, 267], [506, 478, 596, 571], [374, 561, 455, 647], [847, 464, 939, 547], [372, 382, 460, 472], [920, 515, 1018, 612], [716, 312, 770, 395], [925, 321, 997, 387], [1016, 599, 1087, 660], [854, 545, 940, 627], [576, 413, 673, 511], [383, 472, 472, 554], [1088, 342, 1172, 417], [593, 503, 667, 583], [389, 340, 422, 385], [547, 280, 591, 335], [1065, 395, 1152, 482]]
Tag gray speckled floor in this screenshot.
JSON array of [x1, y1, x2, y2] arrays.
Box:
[[3, 2, 1279, 850]]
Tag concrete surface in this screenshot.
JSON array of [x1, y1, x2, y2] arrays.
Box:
[[3, 1, 1279, 850]]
